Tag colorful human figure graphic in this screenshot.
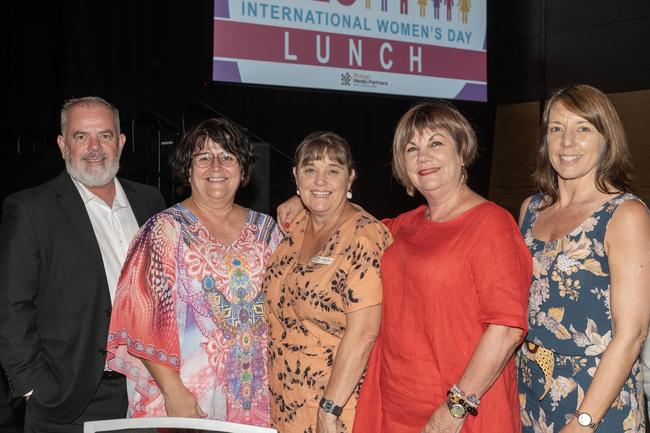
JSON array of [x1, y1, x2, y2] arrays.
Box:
[[365, 0, 371, 9], [432, 0, 441, 19], [400, 0, 408, 15], [381, 0, 388, 12], [418, 0, 427, 17], [459, 0, 471, 23], [444, 0, 454, 21]]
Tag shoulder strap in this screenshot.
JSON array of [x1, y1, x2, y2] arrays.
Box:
[[520, 194, 543, 233]]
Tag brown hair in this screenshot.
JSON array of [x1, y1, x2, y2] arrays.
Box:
[[294, 131, 354, 174], [392, 101, 478, 196], [170, 118, 256, 185], [534, 84, 633, 208]]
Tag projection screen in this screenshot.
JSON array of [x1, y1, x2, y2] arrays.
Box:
[[213, 0, 487, 101]]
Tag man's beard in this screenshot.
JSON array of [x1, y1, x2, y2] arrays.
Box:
[[64, 147, 120, 188]]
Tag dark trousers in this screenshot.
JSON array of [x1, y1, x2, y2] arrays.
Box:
[[24, 376, 127, 433], [0, 365, 24, 433]]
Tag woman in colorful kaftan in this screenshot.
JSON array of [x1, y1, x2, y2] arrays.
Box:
[[265, 132, 392, 433], [517, 84, 650, 433], [107, 118, 282, 426]]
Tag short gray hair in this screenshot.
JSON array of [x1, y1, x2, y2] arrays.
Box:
[[60, 96, 121, 135]]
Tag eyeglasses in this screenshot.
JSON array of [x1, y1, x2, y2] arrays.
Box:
[[192, 152, 238, 168]]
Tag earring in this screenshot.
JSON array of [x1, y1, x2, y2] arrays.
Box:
[[296, 189, 300, 196], [346, 190, 352, 200]]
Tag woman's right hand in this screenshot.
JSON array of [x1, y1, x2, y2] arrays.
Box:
[[162, 383, 208, 418], [140, 358, 208, 418], [277, 195, 305, 234], [420, 404, 464, 433]]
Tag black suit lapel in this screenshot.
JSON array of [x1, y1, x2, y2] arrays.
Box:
[[55, 172, 105, 271], [120, 179, 149, 226]]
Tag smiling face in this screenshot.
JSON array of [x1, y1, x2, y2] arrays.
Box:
[[293, 154, 354, 220], [403, 127, 464, 197], [57, 104, 125, 188], [189, 138, 242, 206], [546, 102, 606, 185]]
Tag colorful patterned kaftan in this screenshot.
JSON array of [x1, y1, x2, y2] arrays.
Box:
[[107, 203, 282, 426]]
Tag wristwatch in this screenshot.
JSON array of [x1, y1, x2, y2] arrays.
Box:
[[319, 398, 343, 417], [575, 411, 599, 430], [447, 399, 467, 419]]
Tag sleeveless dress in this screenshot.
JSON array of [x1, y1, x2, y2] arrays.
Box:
[[517, 193, 646, 433]]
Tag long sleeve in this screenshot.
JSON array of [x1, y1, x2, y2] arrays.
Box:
[[0, 195, 52, 397], [108, 213, 181, 370]]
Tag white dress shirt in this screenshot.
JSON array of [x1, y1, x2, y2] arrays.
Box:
[[71, 177, 140, 303], [24, 178, 141, 396]]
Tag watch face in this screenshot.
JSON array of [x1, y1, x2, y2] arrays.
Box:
[[449, 403, 466, 419], [322, 401, 334, 411], [577, 412, 593, 426]]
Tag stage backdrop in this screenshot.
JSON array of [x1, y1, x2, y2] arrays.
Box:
[[213, 0, 487, 101]]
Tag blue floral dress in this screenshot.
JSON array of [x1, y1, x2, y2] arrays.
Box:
[[517, 193, 646, 433]]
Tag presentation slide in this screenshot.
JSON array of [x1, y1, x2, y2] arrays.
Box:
[[213, 0, 487, 101]]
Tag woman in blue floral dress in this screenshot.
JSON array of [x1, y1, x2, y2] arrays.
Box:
[[517, 84, 650, 433]]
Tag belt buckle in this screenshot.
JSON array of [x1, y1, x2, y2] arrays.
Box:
[[523, 341, 554, 401], [525, 341, 539, 354]]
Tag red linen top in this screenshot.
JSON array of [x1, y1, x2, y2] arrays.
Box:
[[353, 203, 532, 433]]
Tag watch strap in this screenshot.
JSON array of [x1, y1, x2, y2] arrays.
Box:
[[319, 397, 343, 417]]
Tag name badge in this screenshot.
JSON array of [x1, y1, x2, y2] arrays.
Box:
[[312, 256, 334, 265]]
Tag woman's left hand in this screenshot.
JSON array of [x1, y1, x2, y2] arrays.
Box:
[[420, 404, 464, 433], [316, 409, 340, 433]]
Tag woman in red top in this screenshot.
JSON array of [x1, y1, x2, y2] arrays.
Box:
[[351, 101, 531, 433], [278, 101, 531, 433]]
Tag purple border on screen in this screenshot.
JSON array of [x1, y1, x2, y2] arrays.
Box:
[[214, 0, 230, 18], [213, 60, 242, 83], [455, 83, 487, 102]]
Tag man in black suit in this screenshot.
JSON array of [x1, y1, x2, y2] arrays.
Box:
[[0, 96, 166, 432], [0, 365, 24, 433]]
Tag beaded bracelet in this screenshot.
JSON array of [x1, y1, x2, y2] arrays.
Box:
[[447, 384, 480, 416]]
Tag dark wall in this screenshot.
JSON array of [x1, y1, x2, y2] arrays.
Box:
[[6, 1, 647, 217], [495, 0, 650, 103], [1, 1, 496, 219]]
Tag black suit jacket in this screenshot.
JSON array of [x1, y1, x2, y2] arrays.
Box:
[[0, 172, 165, 423]]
